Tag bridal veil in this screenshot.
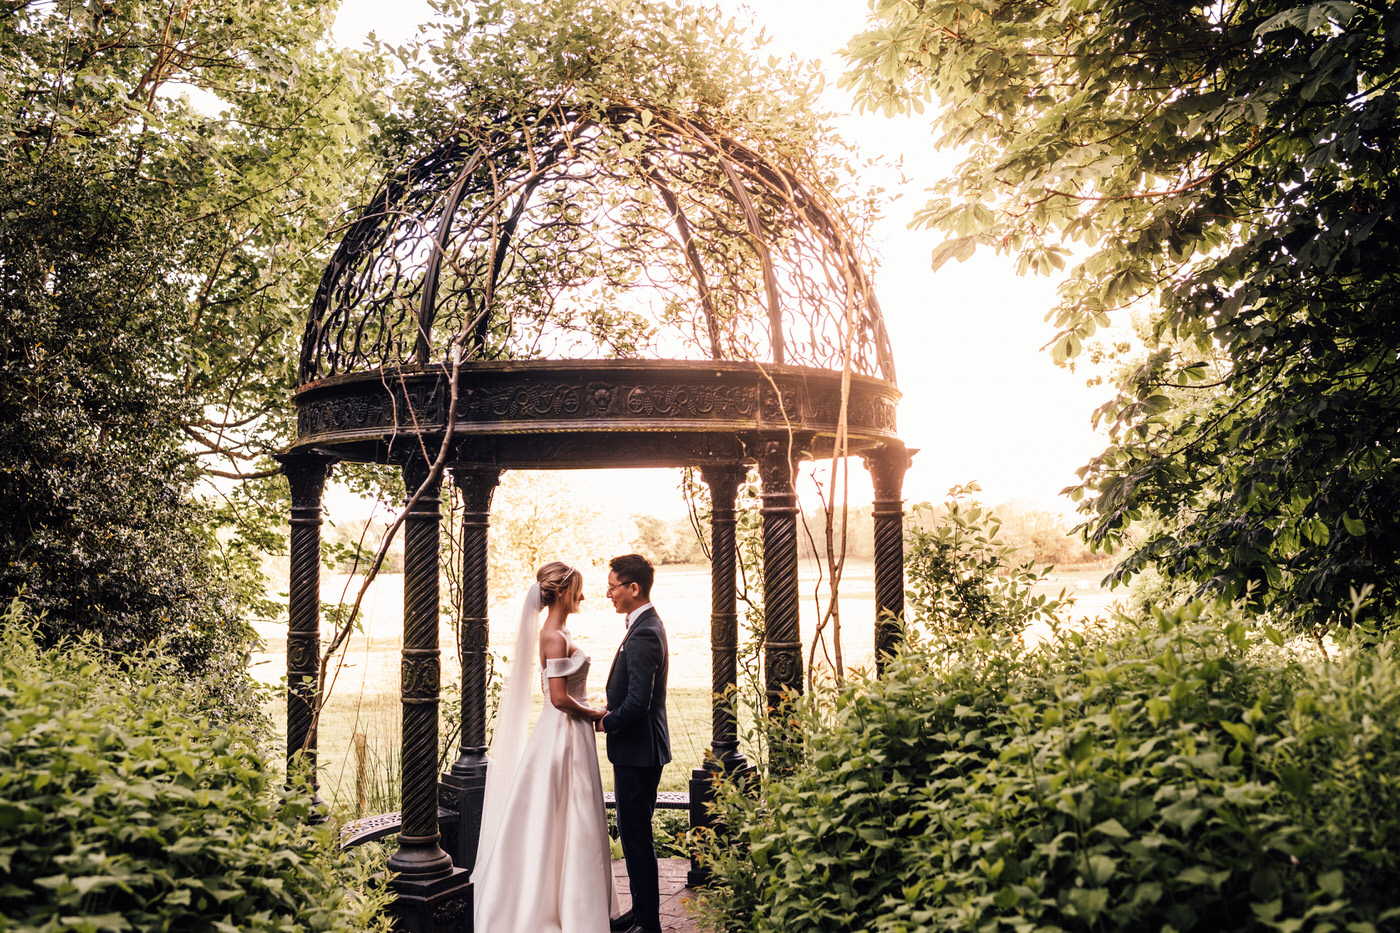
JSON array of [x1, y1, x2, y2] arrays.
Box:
[[474, 581, 541, 872]]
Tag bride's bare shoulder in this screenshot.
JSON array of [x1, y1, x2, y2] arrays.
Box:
[[538, 625, 570, 661]]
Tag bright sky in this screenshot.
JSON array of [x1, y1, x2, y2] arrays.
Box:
[[330, 0, 1110, 519]]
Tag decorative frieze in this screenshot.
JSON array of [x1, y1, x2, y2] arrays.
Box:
[[292, 362, 900, 456]]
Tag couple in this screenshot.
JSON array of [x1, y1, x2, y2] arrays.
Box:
[[472, 553, 671, 933]]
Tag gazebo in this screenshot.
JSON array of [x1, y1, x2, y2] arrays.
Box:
[[275, 103, 912, 932]]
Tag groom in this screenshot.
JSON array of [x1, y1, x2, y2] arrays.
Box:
[[599, 553, 670, 933]]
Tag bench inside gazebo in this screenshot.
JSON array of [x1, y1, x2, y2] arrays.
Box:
[[275, 105, 912, 933]]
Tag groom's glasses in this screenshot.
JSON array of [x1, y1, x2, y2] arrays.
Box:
[[606, 581, 636, 594]]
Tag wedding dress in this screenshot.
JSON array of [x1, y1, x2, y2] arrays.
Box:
[[472, 639, 621, 933]]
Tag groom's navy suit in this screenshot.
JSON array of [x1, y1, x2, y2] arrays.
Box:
[[602, 605, 670, 933]]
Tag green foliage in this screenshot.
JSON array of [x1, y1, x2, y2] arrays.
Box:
[[630, 513, 709, 566], [904, 484, 1070, 637], [0, 0, 385, 662], [842, 0, 1400, 631], [0, 0, 382, 466], [0, 602, 394, 933], [694, 604, 1400, 932], [0, 158, 258, 692], [379, 0, 839, 178], [604, 807, 692, 860]]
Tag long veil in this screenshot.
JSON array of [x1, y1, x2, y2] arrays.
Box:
[[473, 582, 541, 875]]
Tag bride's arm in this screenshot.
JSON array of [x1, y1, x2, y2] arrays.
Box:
[[542, 630, 605, 721]]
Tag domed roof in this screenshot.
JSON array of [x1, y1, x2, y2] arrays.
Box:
[[299, 105, 896, 387], [290, 72, 900, 469]]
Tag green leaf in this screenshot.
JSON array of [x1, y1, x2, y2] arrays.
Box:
[[1092, 818, 1131, 839], [1278, 765, 1313, 797], [1318, 870, 1344, 898]]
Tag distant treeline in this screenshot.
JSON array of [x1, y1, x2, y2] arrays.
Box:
[[629, 501, 1099, 568], [318, 499, 1098, 576]]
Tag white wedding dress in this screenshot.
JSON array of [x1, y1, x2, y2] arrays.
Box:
[[472, 646, 621, 933]]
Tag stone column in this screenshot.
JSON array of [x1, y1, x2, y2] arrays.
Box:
[[276, 451, 335, 814], [755, 438, 806, 772], [386, 457, 471, 933], [442, 466, 501, 874], [863, 441, 915, 673]]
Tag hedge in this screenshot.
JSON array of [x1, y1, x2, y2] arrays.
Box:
[[695, 604, 1400, 932], [0, 601, 392, 933]]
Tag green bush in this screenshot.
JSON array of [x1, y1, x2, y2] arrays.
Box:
[[904, 484, 1070, 638], [0, 604, 393, 933], [694, 605, 1400, 932]]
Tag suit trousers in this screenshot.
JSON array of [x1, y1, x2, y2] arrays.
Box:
[[614, 762, 664, 931]]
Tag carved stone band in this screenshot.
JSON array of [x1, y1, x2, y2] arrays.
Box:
[[291, 360, 899, 468]]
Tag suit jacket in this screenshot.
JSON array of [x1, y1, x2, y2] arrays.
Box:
[[602, 606, 671, 768]]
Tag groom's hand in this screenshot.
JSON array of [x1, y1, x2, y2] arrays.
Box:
[[596, 709, 609, 733]]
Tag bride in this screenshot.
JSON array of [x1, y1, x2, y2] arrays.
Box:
[[472, 562, 622, 933]]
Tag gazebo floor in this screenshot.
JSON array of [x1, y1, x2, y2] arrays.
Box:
[[612, 857, 700, 933]]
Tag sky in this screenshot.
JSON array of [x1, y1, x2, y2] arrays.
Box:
[[329, 0, 1112, 520]]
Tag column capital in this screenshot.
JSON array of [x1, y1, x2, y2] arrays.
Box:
[[402, 455, 442, 499], [749, 435, 811, 496], [275, 451, 336, 508], [699, 463, 748, 505], [861, 441, 917, 502], [450, 466, 502, 514]]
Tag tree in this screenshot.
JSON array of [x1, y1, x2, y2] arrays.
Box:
[[484, 473, 636, 597], [0, 1, 383, 671], [0, 158, 248, 680], [842, 0, 1400, 631], [904, 485, 1070, 637]]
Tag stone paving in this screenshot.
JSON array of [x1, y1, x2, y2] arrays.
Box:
[[611, 858, 700, 933]]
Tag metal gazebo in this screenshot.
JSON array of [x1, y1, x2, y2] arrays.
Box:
[[276, 109, 913, 932]]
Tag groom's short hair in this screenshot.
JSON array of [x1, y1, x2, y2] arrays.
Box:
[[610, 553, 655, 598]]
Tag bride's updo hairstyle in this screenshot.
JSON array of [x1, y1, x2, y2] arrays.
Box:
[[537, 562, 583, 611]]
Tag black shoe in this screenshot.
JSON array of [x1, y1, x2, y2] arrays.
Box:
[[622, 925, 660, 933], [609, 911, 635, 932]]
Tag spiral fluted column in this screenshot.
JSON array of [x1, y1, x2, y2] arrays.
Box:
[[755, 437, 807, 773], [276, 452, 335, 815], [688, 464, 753, 885], [443, 466, 501, 874], [863, 442, 915, 673], [702, 464, 748, 769], [388, 457, 454, 880]]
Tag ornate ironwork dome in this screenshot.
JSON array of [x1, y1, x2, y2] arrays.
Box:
[[290, 106, 900, 467]]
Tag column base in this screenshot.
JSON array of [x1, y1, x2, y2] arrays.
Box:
[[686, 762, 757, 887], [385, 866, 473, 933], [440, 766, 487, 872]]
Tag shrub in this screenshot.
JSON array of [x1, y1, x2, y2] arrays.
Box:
[[694, 604, 1400, 932], [0, 603, 393, 933], [904, 484, 1070, 638]]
